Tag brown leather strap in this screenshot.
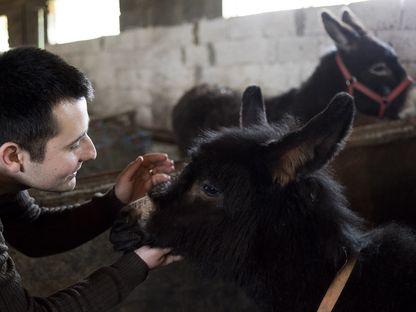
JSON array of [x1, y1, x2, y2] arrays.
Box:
[[317, 256, 357, 312], [124, 195, 153, 224]]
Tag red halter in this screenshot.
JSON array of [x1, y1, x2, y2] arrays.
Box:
[[335, 53, 413, 118]]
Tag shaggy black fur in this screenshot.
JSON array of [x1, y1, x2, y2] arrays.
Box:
[[172, 10, 412, 154], [144, 87, 416, 311]]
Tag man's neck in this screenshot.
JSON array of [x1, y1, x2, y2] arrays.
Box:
[[0, 174, 26, 196]]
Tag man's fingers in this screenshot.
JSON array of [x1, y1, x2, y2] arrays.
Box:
[[159, 248, 172, 256], [149, 164, 175, 176], [144, 161, 175, 176], [139, 173, 171, 195], [121, 154, 173, 183], [134, 245, 182, 269], [141, 153, 169, 166], [163, 255, 183, 265], [131, 161, 173, 182], [151, 173, 171, 185], [118, 156, 144, 182]]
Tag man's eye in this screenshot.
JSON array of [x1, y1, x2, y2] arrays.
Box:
[[201, 183, 221, 197], [70, 142, 80, 150]]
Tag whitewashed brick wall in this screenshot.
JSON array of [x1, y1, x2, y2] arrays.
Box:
[[46, 0, 416, 131]]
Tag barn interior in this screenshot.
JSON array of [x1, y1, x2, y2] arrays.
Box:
[[1, 0, 416, 311]]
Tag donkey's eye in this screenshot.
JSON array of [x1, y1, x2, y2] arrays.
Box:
[[201, 183, 221, 197], [369, 62, 391, 76]]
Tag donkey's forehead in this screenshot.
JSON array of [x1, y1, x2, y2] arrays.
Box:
[[191, 124, 290, 161], [359, 36, 396, 59]]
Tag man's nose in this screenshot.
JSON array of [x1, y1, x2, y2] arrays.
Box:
[[81, 135, 97, 161]]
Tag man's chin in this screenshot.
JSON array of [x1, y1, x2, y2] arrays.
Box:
[[49, 176, 77, 193], [64, 176, 77, 191]]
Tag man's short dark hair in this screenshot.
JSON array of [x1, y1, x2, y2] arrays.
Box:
[[0, 47, 94, 162]]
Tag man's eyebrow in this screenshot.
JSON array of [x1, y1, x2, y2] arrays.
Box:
[[67, 131, 87, 147]]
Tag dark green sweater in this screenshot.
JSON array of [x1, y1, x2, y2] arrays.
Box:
[[0, 189, 149, 311]]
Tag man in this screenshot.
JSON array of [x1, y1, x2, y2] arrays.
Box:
[[0, 47, 181, 311]]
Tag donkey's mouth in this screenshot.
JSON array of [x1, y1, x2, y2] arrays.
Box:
[[117, 195, 155, 229], [123, 178, 173, 225], [399, 85, 416, 119], [149, 180, 172, 199], [111, 173, 182, 252], [148, 171, 179, 200]]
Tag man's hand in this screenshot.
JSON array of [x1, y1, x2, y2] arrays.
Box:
[[114, 153, 175, 204], [135, 246, 183, 269]]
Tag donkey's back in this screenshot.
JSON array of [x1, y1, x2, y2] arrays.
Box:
[[337, 223, 416, 311]]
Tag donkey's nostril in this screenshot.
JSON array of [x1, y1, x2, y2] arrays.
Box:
[[381, 86, 391, 96], [149, 181, 171, 198], [149, 173, 178, 199]]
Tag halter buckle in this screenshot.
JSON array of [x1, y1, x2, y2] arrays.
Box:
[[346, 77, 357, 87]]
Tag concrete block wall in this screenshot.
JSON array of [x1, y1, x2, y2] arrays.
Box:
[[46, 0, 416, 131], [119, 0, 222, 30]]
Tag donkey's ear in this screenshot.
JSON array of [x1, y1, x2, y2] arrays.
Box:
[[341, 8, 368, 37], [240, 86, 268, 128], [265, 92, 355, 185], [321, 11, 360, 52]]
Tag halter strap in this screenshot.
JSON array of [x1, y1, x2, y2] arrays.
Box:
[[317, 255, 357, 312], [335, 53, 413, 118]]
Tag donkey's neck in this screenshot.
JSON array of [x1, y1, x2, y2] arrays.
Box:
[[296, 51, 346, 119], [266, 51, 345, 124], [240, 177, 363, 311]]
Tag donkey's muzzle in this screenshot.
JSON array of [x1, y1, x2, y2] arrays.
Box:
[[148, 172, 179, 200], [110, 196, 156, 252]]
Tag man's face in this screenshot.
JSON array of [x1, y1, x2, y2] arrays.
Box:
[[21, 97, 97, 192]]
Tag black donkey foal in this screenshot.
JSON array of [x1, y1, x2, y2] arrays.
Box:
[[118, 88, 416, 311]]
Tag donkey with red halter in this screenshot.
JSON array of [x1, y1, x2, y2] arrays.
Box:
[[335, 54, 412, 118], [115, 87, 416, 311], [172, 9, 415, 154]]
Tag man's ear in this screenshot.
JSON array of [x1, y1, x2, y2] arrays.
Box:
[[0, 143, 25, 173], [264, 93, 355, 186]]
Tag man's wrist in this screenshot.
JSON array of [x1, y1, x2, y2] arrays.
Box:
[[104, 186, 127, 218], [110, 252, 149, 292], [113, 185, 129, 205]]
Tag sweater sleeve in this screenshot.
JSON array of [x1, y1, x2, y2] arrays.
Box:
[[0, 219, 149, 312], [1, 188, 125, 257]]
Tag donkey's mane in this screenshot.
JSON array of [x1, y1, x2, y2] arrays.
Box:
[[190, 115, 299, 158]]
